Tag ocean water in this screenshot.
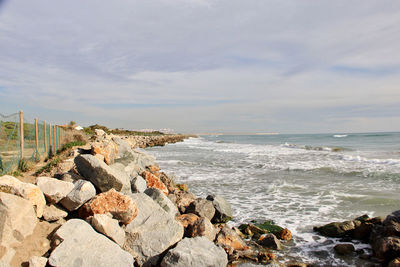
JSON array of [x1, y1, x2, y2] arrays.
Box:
[[146, 132, 400, 266]]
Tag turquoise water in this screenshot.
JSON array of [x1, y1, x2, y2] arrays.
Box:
[[146, 132, 400, 266]]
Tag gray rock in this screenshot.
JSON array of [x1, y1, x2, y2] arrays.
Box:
[[43, 205, 68, 222], [144, 188, 179, 217], [36, 176, 74, 204], [28, 256, 47, 267], [0, 193, 37, 264], [48, 219, 133, 267], [206, 194, 233, 223], [60, 180, 96, 211], [124, 193, 184, 266], [92, 214, 125, 247], [170, 190, 196, 213], [314, 221, 355, 238], [131, 176, 147, 193], [186, 217, 217, 242], [334, 243, 355, 255], [113, 137, 134, 158], [185, 198, 215, 221], [74, 154, 131, 194], [161, 236, 228, 267], [258, 233, 281, 250]]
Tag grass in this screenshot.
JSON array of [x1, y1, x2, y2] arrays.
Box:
[[83, 124, 165, 136]]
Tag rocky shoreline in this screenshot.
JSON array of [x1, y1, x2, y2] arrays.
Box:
[[0, 130, 399, 267]]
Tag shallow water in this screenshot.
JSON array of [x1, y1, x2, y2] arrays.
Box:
[[146, 132, 400, 266]]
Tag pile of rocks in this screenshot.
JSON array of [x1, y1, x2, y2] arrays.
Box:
[[314, 213, 400, 265], [0, 130, 283, 267]]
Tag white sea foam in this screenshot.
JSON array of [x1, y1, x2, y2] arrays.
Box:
[[333, 134, 348, 138]]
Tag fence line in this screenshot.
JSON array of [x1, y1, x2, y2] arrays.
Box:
[[0, 110, 66, 175]]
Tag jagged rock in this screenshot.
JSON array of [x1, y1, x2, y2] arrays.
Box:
[[112, 137, 134, 158], [131, 176, 147, 193], [74, 154, 131, 194], [216, 224, 248, 255], [28, 256, 47, 267], [186, 217, 217, 242], [244, 220, 292, 241], [49, 219, 133, 267], [175, 183, 188, 191], [389, 258, 400, 267], [206, 194, 233, 223], [36, 177, 74, 204], [258, 233, 281, 250], [0, 175, 46, 218], [79, 189, 137, 225], [60, 180, 96, 211], [0, 193, 37, 264], [160, 237, 228, 267], [313, 221, 355, 238], [146, 165, 160, 173], [141, 171, 168, 195], [334, 243, 355, 255], [384, 210, 400, 236], [185, 198, 215, 221], [59, 172, 84, 183], [124, 193, 184, 266], [92, 214, 125, 247], [91, 139, 118, 165], [177, 213, 200, 228], [159, 172, 176, 193], [94, 129, 106, 136], [353, 222, 374, 241], [169, 190, 196, 213], [372, 236, 400, 260], [144, 188, 179, 217], [43, 204, 68, 222]]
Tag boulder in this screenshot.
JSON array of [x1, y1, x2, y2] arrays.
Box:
[[258, 233, 281, 250], [372, 236, 400, 260], [92, 214, 125, 247], [389, 258, 400, 267], [94, 129, 106, 136], [313, 221, 355, 238], [0, 175, 46, 218], [36, 177, 74, 204], [185, 198, 215, 221], [146, 165, 160, 173], [0, 193, 37, 264], [177, 213, 199, 228], [334, 243, 355, 255], [144, 188, 179, 218], [112, 137, 134, 158], [74, 154, 131, 194], [159, 172, 176, 193], [124, 193, 184, 266], [160, 237, 228, 267], [170, 190, 196, 213], [42, 204, 68, 222], [206, 194, 233, 223], [91, 140, 118, 165], [186, 217, 217, 242], [175, 183, 188, 191], [131, 176, 147, 193], [48, 219, 133, 267], [141, 171, 168, 195], [60, 180, 96, 211], [28, 256, 47, 267], [79, 189, 137, 225], [384, 210, 400, 236], [216, 224, 248, 255]]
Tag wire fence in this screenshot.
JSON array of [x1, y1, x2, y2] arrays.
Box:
[[0, 110, 65, 175]]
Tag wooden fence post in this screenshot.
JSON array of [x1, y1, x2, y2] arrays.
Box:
[[34, 118, 39, 158], [19, 110, 24, 159], [44, 120, 47, 154], [53, 125, 56, 153], [49, 123, 52, 156]]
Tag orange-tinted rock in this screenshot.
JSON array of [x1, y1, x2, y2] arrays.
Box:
[[159, 172, 176, 193], [171, 190, 196, 213], [186, 217, 217, 242], [147, 165, 161, 173], [177, 213, 199, 228], [141, 171, 168, 195], [79, 189, 137, 225], [91, 141, 118, 165], [216, 224, 248, 254], [279, 228, 292, 241], [176, 184, 188, 192]]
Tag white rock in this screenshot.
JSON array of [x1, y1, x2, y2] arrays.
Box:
[[60, 180, 96, 211], [92, 214, 125, 247], [36, 177, 74, 204], [28, 256, 47, 267]]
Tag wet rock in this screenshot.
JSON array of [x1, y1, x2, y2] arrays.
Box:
[[257, 233, 281, 250], [28, 256, 47, 267], [239, 223, 268, 239], [141, 171, 168, 195], [0, 175, 46, 218], [215, 224, 248, 255], [74, 154, 131, 194], [175, 183, 188, 191], [79, 189, 138, 225], [384, 210, 400, 236], [124, 193, 184, 266], [169, 190, 196, 213], [389, 258, 400, 267], [258, 252, 276, 264], [144, 188, 179, 217], [131, 175, 147, 193], [185, 198, 215, 221], [353, 222, 374, 241], [49, 219, 133, 267], [43, 204, 68, 222], [253, 220, 292, 240], [0, 193, 37, 264], [60, 180, 96, 211], [334, 243, 355, 255], [206, 194, 233, 223], [36, 176, 74, 204], [186, 217, 217, 242], [372, 236, 400, 260], [286, 262, 308, 267], [160, 237, 228, 267], [91, 214, 125, 247], [313, 221, 355, 238]]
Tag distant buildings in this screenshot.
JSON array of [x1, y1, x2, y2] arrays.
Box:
[[139, 128, 175, 134]]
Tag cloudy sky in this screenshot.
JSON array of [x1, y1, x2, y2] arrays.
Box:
[[0, 0, 399, 133]]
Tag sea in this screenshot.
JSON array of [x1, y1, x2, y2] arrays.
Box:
[[145, 132, 400, 266]]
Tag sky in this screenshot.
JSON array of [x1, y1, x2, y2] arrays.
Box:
[[0, 0, 399, 134]]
